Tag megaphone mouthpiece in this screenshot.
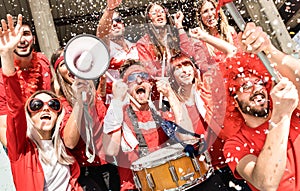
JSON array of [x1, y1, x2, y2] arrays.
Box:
[[74, 51, 93, 72], [64, 34, 110, 80]]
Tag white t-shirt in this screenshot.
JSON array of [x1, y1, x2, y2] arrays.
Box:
[[40, 140, 71, 191]]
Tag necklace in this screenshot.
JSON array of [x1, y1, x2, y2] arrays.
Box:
[[15, 52, 42, 99]]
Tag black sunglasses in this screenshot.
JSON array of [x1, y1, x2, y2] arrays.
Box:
[[28, 98, 62, 113], [112, 17, 123, 23]]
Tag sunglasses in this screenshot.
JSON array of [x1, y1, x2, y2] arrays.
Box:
[[149, 9, 166, 16], [239, 79, 267, 93], [28, 98, 62, 113], [112, 17, 123, 23], [127, 72, 150, 83]]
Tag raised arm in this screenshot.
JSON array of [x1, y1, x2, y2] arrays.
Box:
[[103, 79, 127, 156], [62, 79, 91, 149], [189, 27, 237, 57], [0, 14, 23, 76], [0, 14, 28, 160], [96, 0, 122, 38], [239, 22, 300, 108], [156, 79, 194, 140]]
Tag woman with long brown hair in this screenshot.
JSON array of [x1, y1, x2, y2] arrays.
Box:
[[51, 48, 120, 191]]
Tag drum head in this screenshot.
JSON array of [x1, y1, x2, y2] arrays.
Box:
[[131, 143, 185, 171]]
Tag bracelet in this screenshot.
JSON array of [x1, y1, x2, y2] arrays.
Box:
[[106, 7, 116, 12], [268, 120, 278, 129], [177, 27, 184, 30]]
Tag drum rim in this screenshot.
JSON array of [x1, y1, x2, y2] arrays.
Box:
[[130, 143, 186, 170]]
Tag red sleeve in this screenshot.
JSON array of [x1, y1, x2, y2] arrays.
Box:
[[161, 111, 175, 121], [136, 35, 161, 77], [36, 52, 52, 91], [0, 70, 8, 115], [4, 73, 27, 161], [59, 98, 73, 139], [223, 135, 250, 179], [95, 93, 107, 121], [179, 33, 216, 72]]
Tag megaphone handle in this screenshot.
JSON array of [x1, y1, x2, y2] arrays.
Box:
[[105, 71, 141, 109], [82, 91, 87, 102]]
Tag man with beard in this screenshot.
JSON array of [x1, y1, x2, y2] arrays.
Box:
[[96, 0, 139, 105], [222, 23, 300, 191], [0, 14, 52, 147], [102, 59, 193, 190]]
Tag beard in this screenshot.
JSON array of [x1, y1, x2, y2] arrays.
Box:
[[14, 45, 33, 57], [236, 98, 270, 118]]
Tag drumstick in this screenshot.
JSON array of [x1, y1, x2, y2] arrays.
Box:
[[224, 2, 280, 83], [105, 71, 141, 109], [159, 52, 166, 110]]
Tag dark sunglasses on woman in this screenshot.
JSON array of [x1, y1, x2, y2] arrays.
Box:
[[28, 98, 62, 113]]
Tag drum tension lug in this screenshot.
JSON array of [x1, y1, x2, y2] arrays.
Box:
[[180, 172, 195, 181], [146, 173, 155, 189], [192, 157, 201, 173], [169, 165, 179, 183], [133, 173, 142, 190]]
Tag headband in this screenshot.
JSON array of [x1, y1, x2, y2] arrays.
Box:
[[53, 56, 64, 71]]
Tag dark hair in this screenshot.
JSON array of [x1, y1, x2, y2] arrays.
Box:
[[12, 16, 36, 36], [144, 2, 181, 61], [119, 59, 143, 78]]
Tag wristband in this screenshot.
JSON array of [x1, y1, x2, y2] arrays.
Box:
[[268, 120, 277, 129], [106, 7, 116, 12]]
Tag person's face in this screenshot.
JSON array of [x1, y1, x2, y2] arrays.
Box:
[[126, 71, 152, 105], [14, 25, 34, 57], [57, 60, 75, 85], [148, 4, 167, 27], [29, 93, 61, 139], [234, 76, 269, 118], [110, 13, 125, 37], [200, 1, 218, 29], [173, 61, 195, 86]]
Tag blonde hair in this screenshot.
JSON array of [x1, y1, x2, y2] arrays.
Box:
[[196, 0, 235, 44], [144, 2, 181, 61], [25, 90, 74, 165]]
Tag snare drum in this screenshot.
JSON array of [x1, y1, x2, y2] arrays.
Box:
[[130, 143, 213, 191]]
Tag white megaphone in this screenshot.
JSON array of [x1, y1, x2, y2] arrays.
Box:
[[64, 34, 110, 163], [64, 34, 110, 79]]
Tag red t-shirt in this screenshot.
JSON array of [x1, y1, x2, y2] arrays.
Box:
[[115, 106, 174, 190], [4, 73, 81, 191], [224, 109, 300, 191], [0, 52, 52, 115], [59, 95, 108, 166]]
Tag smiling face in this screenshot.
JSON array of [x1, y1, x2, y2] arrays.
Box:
[[14, 25, 34, 57], [234, 76, 269, 118], [173, 61, 195, 86], [148, 4, 167, 28], [57, 60, 75, 85], [199, 1, 218, 29], [29, 93, 60, 140]]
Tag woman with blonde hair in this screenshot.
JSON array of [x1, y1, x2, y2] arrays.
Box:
[[196, 0, 237, 45], [0, 12, 82, 191], [193, 0, 238, 59]]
